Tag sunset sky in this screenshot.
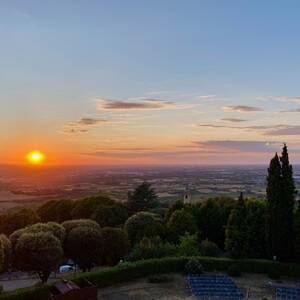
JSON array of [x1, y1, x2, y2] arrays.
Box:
[[1, 1, 300, 165]]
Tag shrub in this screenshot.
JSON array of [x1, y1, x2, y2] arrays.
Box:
[[0, 284, 50, 300], [165, 200, 185, 221], [102, 227, 130, 266], [129, 236, 177, 261], [148, 274, 174, 283], [227, 264, 241, 277], [185, 258, 204, 275], [200, 239, 221, 257], [176, 233, 200, 256], [167, 210, 197, 242], [124, 212, 163, 244], [71, 257, 188, 288]]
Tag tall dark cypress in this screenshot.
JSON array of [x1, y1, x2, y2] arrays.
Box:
[[266, 153, 282, 260], [266, 145, 297, 261], [279, 144, 297, 259]]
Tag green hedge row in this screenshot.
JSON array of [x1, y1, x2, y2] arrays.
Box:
[[71, 256, 188, 288], [2, 256, 300, 300], [0, 284, 50, 300]]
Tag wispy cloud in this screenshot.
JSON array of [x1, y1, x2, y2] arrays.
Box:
[[279, 108, 300, 113], [194, 140, 279, 152], [77, 117, 106, 125], [85, 149, 210, 159], [221, 118, 247, 123], [258, 96, 300, 104], [84, 140, 283, 160], [62, 117, 108, 134], [198, 123, 300, 136], [223, 105, 263, 112], [266, 126, 300, 136], [196, 95, 217, 100], [198, 124, 270, 130], [96, 98, 189, 111]]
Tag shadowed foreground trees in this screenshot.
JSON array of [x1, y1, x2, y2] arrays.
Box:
[[64, 225, 103, 271], [102, 227, 130, 266], [15, 232, 63, 283], [38, 199, 74, 223], [167, 209, 197, 243], [225, 193, 248, 258], [0, 208, 40, 236], [225, 194, 267, 259], [196, 197, 235, 249], [0, 234, 11, 273]]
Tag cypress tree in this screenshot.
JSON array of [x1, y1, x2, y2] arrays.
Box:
[[294, 203, 300, 262], [280, 143, 297, 259], [266, 153, 282, 260], [266, 145, 297, 261]]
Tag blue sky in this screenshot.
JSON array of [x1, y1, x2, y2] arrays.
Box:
[[1, 1, 300, 164]]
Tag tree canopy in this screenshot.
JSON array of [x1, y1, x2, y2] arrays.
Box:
[[64, 226, 103, 271], [15, 232, 63, 283], [127, 182, 158, 213]]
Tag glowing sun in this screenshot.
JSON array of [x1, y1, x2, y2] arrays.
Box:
[[27, 151, 45, 164]]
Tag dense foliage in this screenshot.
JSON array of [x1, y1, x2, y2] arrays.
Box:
[[127, 182, 158, 213], [0, 208, 40, 236], [102, 227, 130, 266], [0, 235, 11, 273], [15, 232, 63, 283], [124, 211, 163, 244], [65, 225, 103, 271], [167, 209, 197, 242]]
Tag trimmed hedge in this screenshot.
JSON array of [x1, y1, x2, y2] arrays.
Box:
[[72, 257, 187, 288], [0, 284, 50, 300], [2, 257, 300, 299]]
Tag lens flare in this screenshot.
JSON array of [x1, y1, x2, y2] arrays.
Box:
[[27, 151, 45, 164]]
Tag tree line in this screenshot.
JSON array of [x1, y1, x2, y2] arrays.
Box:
[[0, 144, 298, 283]]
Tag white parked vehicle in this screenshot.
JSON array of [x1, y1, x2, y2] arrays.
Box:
[[59, 265, 75, 273]]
